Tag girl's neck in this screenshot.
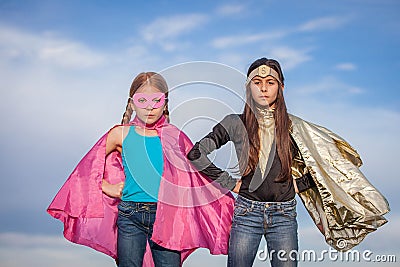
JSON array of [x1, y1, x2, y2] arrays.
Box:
[[255, 106, 274, 119], [255, 106, 275, 130], [134, 126, 158, 137], [130, 115, 165, 136]]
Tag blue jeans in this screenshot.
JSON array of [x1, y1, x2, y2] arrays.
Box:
[[228, 195, 298, 267], [117, 201, 181, 267]]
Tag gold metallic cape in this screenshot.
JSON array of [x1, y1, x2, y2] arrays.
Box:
[[289, 114, 389, 251]]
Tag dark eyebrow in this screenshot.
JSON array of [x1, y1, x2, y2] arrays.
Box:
[[253, 77, 276, 82]]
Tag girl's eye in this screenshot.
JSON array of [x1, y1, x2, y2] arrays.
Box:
[[138, 98, 147, 103], [254, 81, 261, 85], [152, 98, 161, 103]]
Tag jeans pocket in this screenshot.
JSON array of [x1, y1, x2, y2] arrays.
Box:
[[234, 205, 249, 216], [118, 202, 135, 217]]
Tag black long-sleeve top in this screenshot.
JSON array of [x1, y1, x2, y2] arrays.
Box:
[[187, 114, 296, 202]]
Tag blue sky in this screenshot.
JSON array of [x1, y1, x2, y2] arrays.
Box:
[[0, 0, 399, 266]]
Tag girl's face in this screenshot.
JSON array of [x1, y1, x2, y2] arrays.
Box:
[[131, 85, 166, 125], [249, 76, 282, 108]]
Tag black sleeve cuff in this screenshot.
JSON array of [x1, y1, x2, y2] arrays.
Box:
[[296, 173, 316, 193]]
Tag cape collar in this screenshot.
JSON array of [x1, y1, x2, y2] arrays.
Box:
[[130, 115, 167, 131]]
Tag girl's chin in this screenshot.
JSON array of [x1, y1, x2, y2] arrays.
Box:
[[254, 102, 271, 108], [140, 116, 160, 124]]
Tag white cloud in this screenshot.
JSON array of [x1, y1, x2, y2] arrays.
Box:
[[211, 15, 351, 50], [291, 76, 364, 95], [215, 4, 245, 16], [0, 233, 114, 267], [335, 63, 357, 71], [209, 32, 312, 72], [141, 14, 208, 45], [0, 25, 106, 69], [211, 32, 286, 49], [268, 46, 313, 70], [38, 41, 103, 68], [0, 232, 63, 247], [216, 53, 248, 69], [297, 16, 352, 32]]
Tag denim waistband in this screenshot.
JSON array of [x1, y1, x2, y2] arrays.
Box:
[[236, 194, 296, 210], [120, 201, 157, 210]]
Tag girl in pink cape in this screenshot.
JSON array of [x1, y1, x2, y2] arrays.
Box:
[[47, 72, 235, 266]]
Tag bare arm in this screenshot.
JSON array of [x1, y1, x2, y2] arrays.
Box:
[[102, 179, 124, 198], [102, 126, 125, 198], [106, 126, 123, 155], [232, 180, 242, 194]]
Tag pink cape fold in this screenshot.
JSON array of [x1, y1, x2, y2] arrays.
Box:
[[47, 116, 235, 266]]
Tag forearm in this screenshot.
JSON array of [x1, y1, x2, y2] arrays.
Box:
[[101, 179, 109, 193], [101, 179, 124, 198]]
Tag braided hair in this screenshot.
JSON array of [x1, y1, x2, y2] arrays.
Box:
[[121, 72, 170, 124]]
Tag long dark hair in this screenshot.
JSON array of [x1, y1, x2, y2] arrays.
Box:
[[241, 58, 292, 182]]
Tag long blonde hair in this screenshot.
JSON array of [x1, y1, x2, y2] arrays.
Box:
[[121, 72, 170, 124]]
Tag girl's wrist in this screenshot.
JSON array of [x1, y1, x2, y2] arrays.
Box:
[[101, 179, 109, 192]]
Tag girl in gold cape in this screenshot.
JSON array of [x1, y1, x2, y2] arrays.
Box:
[[188, 57, 389, 267]]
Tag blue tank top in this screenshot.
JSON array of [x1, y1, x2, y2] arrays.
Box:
[[121, 126, 163, 202]]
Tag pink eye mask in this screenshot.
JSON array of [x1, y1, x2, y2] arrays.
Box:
[[130, 92, 166, 109]]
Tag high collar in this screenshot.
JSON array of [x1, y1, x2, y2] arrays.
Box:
[[255, 106, 274, 128]]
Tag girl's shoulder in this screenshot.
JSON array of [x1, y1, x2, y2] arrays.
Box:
[[213, 114, 246, 141], [219, 113, 244, 129], [107, 125, 131, 144], [108, 125, 129, 134]]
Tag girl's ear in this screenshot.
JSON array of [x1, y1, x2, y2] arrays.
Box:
[[281, 84, 285, 91]]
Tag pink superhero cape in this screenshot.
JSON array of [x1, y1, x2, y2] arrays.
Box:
[[47, 116, 235, 266]]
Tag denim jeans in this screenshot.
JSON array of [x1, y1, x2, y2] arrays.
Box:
[[117, 201, 181, 267], [228, 195, 298, 267]]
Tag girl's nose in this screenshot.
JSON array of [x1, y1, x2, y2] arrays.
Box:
[[260, 83, 267, 92]]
